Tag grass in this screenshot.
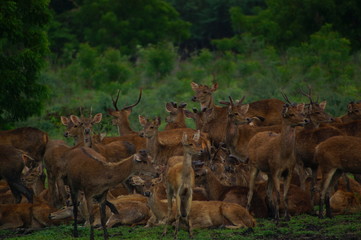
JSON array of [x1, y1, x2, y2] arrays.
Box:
[[1, 213, 361, 240]]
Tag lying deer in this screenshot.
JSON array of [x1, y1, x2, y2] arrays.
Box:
[[146, 183, 256, 234], [246, 93, 308, 220]]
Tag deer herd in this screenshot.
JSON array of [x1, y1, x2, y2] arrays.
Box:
[[1, 82, 361, 239]]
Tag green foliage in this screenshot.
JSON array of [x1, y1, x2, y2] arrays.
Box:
[[0, 0, 51, 129], [137, 43, 178, 81]]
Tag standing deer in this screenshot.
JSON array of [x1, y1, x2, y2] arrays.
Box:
[[163, 130, 204, 238], [315, 135, 361, 218], [246, 94, 308, 220], [65, 148, 156, 240]]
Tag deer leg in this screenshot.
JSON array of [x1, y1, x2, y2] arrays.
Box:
[[319, 168, 337, 218], [99, 199, 109, 240], [246, 167, 259, 211], [8, 180, 33, 203], [296, 162, 306, 191], [84, 196, 95, 240], [310, 167, 318, 209], [282, 169, 293, 221], [70, 190, 79, 238], [174, 189, 182, 240], [163, 185, 174, 236], [272, 174, 281, 221], [326, 170, 342, 218], [266, 176, 275, 219]]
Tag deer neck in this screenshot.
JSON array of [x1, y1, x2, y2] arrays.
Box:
[[280, 123, 296, 159], [148, 188, 168, 220], [146, 131, 161, 159], [205, 168, 228, 200], [225, 118, 238, 150], [182, 152, 193, 180], [201, 96, 215, 111], [83, 133, 93, 148], [117, 121, 135, 136]]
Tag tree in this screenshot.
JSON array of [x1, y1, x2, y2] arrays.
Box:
[[0, 0, 51, 129]]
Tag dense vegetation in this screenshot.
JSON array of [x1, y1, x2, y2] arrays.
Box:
[[2, 0, 361, 139], [1, 213, 361, 239]]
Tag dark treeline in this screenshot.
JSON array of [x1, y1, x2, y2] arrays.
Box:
[[1, 0, 361, 137]]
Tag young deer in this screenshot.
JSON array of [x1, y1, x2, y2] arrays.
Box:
[[163, 130, 204, 238], [65, 147, 156, 240], [246, 94, 308, 220]]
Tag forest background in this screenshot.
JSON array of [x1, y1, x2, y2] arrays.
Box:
[[1, 0, 361, 139]]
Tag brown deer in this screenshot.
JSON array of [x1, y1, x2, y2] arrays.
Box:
[[138, 116, 208, 166], [108, 89, 142, 136], [163, 130, 204, 238], [165, 102, 188, 130], [336, 100, 361, 123], [0, 145, 35, 203], [184, 108, 206, 130], [146, 183, 256, 233], [315, 135, 361, 218], [246, 94, 308, 220], [191, 82, 284, 146], [222, 96, 282, 163], [65, 147, 156, 240], [295, 89, 340, 203]]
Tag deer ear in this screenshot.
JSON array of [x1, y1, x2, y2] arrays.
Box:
[[60, 116, 70, 126], [70, 115, 81, 125], [138, 115, 147, 126], [92, 113, 102, 124], [193, 130, 200, 141], [179, 102, 187, 108], [184, 110, 192, 118], [182, 132, 188, 145], [211, 82, 218, 92], [165, 102, 174, 112], [191, 82, 199, 91], [240, 104, 249, 114], [319, 101, 327, 110]]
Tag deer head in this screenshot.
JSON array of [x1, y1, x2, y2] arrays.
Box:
[[69, 113, 103, 147], [181, 130, 205, 156], [226, 96, 251, 125], [281, 92, 308, 127], [138, 116, 161, 138], [191, 82, 218, 110], [300, 86, 334, 125], [347, 101, 361, 118], [165, 102, 187, 124]]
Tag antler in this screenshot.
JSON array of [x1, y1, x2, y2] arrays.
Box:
[[123, 88, 142, 110], [111, 89, 121, 111], [300, 85, 314, 104], [281, 91, 292, 104]]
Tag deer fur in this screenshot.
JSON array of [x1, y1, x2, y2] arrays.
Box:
[[315, 135, 361, 218], [165, 102, 188, 130], [336, 101, 361, 123], [65, 147, 156, 240], [163, 130, 204, 238], [146, 184, 256, 232], [246, 100, 307, 220], [0, 145, 35, 203]]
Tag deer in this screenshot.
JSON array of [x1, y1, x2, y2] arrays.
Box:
[[0, 145, 36, 203], [190, 82, 284, 146], [146, 183, 256, 233], [138, 116, 209, 166], [184, 108, 207, 130], [294, 88, 340, 204], [222, 96, 282, 163], [64, 147, 157, 240], [165, 102, 188, 130], [107, 88, 142, 136], [246, 93, 308, 221], [163, 130, 204, 238], [335, 100, 361, 123], [315, 135, 361, 218]]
